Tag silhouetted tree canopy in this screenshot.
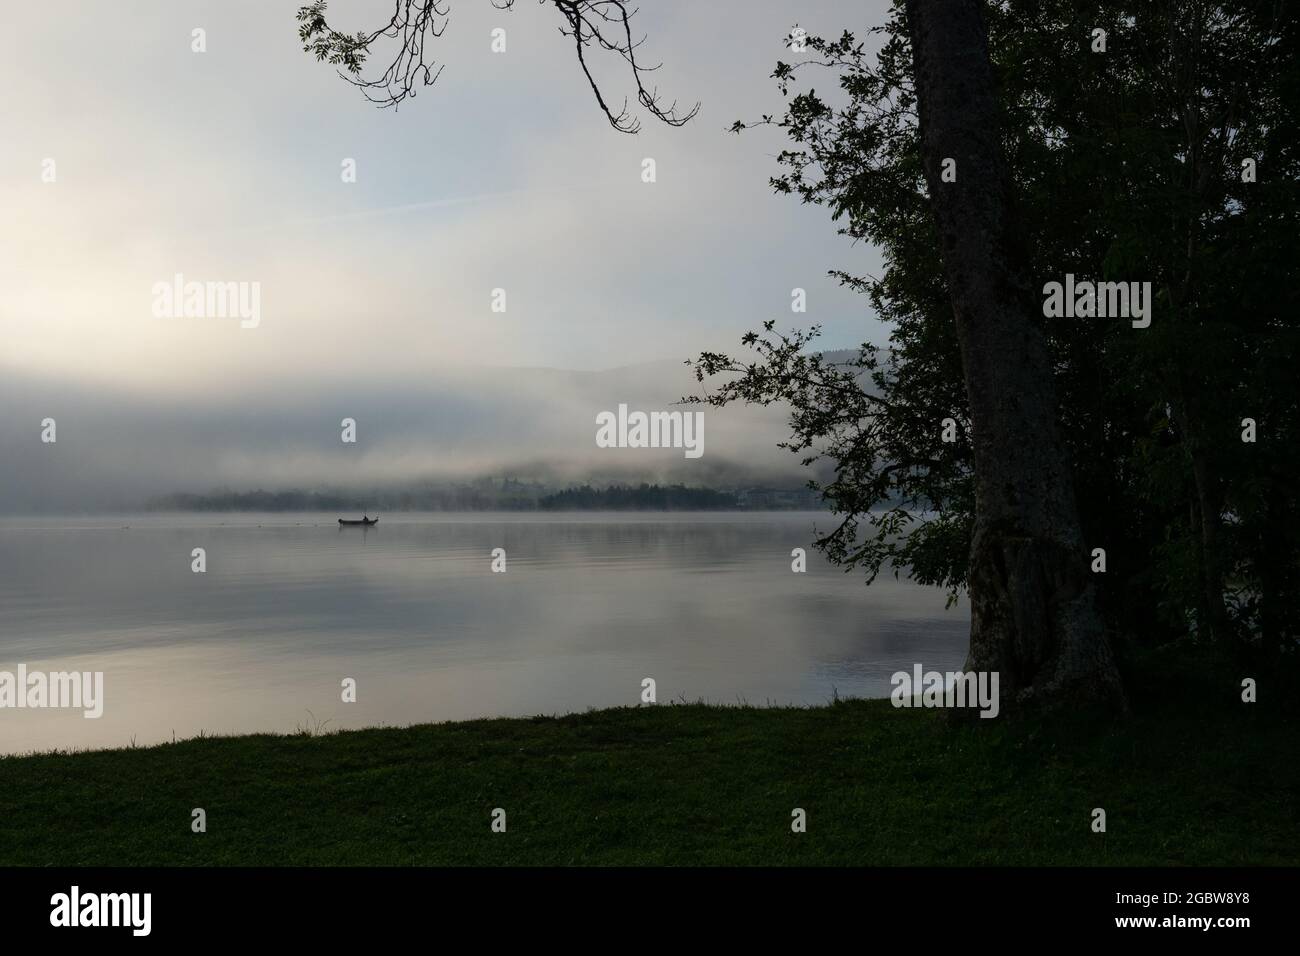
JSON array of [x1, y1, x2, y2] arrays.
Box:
[[692, 1, 1299, 662]]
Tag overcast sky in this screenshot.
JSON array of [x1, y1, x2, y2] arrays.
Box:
[[1, 0, 891, 507]]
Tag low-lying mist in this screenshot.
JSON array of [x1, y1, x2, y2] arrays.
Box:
[[1, 359, 820, 512]]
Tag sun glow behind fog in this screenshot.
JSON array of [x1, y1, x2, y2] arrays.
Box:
[[2, 164, 576, 391], [1, 0, 888, 397]]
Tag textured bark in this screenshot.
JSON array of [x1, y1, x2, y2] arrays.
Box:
[[1259, 478, 1289, 660], [1167, 56, 1235, 645], [1166, 371, 1233, 641], [1189, 433, 1233, 641], [904, 0, 1126, 715]]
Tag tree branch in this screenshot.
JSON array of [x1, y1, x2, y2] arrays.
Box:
[[297, 0, 698, 132]]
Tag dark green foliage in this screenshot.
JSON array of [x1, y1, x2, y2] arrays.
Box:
[[695, 1, 1300, 652], [297, 1, 374, 74]]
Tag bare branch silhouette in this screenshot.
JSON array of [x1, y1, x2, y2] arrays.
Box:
[[297, 0, 699, 132]]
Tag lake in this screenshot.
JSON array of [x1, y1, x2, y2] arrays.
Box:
[[0, 512, 969, 755]]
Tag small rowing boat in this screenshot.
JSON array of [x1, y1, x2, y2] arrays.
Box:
[[338, 516, 379, 526]]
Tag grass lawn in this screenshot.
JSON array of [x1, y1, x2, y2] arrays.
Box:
[[1, 672, 1295, 865]]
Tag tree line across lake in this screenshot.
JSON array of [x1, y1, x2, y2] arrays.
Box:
[[147, 483, 825, 512]]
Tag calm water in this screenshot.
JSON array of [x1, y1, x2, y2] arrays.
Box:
[[0, 512, 969, 754]]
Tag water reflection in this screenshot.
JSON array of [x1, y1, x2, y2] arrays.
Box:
[[0, 512, 969, 754]]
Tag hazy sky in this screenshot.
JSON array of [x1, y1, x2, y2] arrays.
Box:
[[1, 1, 891, 507]]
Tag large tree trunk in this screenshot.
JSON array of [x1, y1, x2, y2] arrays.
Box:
[[1166, 15, 1236, 647], [904, 0, 1126, 715], [1182, 405, 1234, 642], [1259, 476, 1290, 661]]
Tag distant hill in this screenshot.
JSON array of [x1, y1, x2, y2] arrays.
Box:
[[147, 480, 826, 512], [538, 484, 739, 510], [1, 357, 838, 514]]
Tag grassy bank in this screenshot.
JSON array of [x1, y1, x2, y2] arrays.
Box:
[[1, 683, 1295, 865]]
